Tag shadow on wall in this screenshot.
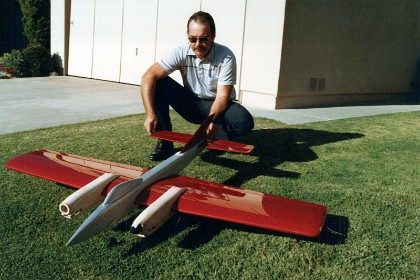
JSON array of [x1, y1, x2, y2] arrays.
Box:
[[411, 57, 420, 101], [51, 53, 64, 75]]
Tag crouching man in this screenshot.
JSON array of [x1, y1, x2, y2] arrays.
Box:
[[141, 11, 254, 160]]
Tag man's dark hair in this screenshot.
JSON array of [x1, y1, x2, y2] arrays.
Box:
[[187, 11, 216, 35]]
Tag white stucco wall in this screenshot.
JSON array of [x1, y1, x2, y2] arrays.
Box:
[[277, 0, 420, 108], [240, 0, 286, 108], [51, 0, 420, 109]]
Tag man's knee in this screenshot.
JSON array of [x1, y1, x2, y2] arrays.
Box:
[[235, 112, 254, 136], [225, 103, 254, 137]]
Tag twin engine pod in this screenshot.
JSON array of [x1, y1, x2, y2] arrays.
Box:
[[130, 186, 186, 237], [59, 173, 119, 218], [60, 173, 187, 238]]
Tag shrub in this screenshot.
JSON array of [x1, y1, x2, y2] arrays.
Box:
[[22, 44, 50, 77], [18, 0, 50, 48], [0, 49, 24, 77]]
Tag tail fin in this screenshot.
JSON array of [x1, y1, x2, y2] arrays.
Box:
[[151, 116, 254, 155]]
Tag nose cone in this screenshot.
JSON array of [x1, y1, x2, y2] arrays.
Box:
[[66, 203, 124, 246], [66, 205, 105, 246]]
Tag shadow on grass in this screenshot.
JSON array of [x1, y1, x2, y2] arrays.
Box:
[[119, 214, 195, 258], [119, 214, 236, 257], [202, 128, 364, 186], [177, 213, 350, 247], [121, 128, 359, 255], [175, 214, 349, 247], [178, 128, 358, 249], [121, 213, 349, 257]]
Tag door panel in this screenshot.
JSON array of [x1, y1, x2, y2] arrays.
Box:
[[120, 0, 158, 85], [68, 0, 95, 78], [201, 0, 246, 96], [91, 0, 124, 82], [155, 0, 201, 84]]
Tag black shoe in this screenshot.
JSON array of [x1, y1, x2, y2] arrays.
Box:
[[200, 149, 225, 160], [149, 140, 175, 161]]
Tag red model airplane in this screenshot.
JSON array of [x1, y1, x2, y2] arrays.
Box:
[[5, 117, 327, 246]]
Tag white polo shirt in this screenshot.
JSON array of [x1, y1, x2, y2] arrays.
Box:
[[158, 42, 237, 99]]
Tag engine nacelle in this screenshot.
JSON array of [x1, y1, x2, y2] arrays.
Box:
[[59, 173, 119, 218], [130, 186, 186, 237]]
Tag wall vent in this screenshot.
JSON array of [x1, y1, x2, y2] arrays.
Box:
[[317, 78, 326, 90], [309, 77, 318, 90], [309, 77, 326, 91]]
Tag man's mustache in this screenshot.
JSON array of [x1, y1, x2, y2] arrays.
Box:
[[194, 46, 205, 51]]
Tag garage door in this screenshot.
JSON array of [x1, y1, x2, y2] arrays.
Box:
[[67, 0, 95, 78], [120, 0, 158, 84], [68, 0, 153, 84], [91, 0, 124, 82]]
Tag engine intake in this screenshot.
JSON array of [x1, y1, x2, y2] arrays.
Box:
[[59, 173, 119, 218]]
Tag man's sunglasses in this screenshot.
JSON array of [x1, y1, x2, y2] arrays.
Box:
[[188, 36, 210, 43]]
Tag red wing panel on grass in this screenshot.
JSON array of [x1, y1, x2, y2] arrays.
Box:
[[5, 150, 326, 237], [5, 150, 147, 194]]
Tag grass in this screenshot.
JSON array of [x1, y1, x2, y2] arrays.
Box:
[[0, 111, 419, 279]]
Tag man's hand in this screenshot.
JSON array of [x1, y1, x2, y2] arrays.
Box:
[[206, 84, 232, 138], [141, 63, 168, 135], [144, 114, 158, 135], [206, 122, 218, 139]]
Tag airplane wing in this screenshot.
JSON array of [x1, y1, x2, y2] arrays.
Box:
[[5, 150, 327, 238]]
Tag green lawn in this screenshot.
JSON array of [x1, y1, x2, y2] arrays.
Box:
[[0, 111, 419, 279]]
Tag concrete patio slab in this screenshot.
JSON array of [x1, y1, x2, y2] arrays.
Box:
[[1, 76, 419, 135]]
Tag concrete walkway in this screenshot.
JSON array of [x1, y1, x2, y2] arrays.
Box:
[[249, 103, 420, 125], [1, 76, 419, 135], [0, 77, 143, 135]]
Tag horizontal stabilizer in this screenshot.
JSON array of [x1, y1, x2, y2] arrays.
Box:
[[151, 131, 254, 154]]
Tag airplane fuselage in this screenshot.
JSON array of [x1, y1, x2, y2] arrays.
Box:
[[66, 138, 207, 246]]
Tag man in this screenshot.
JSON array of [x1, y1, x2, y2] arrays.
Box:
[[141, 11, 254, 161]]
